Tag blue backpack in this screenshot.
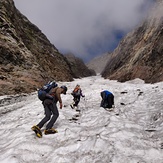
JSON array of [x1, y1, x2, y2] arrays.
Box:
[[104, 90, 112, 97], [38, 81, 58, 101]]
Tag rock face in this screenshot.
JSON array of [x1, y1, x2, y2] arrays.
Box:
[[0, 0, 74, 95], [65, 54, 96, 78], [101, 0, 163, 83], [87, 53, 111, 74]]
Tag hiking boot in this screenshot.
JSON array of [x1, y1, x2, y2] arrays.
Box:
[[31, 125, 42, 138], [44, 128, 58, 135]]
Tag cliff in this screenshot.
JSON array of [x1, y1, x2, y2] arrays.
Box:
[[102, 0, 163, 83], [0, 0, 73, 95]]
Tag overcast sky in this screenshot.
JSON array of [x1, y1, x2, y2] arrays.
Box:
[[13, 0, 153, 62]]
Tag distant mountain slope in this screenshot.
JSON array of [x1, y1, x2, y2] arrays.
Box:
[[65, 54, 96, 78], [0, 0, 92, 96], [86, 53, 111, 74], [101, 0, 163, 83]]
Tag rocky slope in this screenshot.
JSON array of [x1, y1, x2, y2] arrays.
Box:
[[101, 0, 163, 83], [65, 53, 96, 78], [86, 53, 111, 74], [0, 0, 93, 96]]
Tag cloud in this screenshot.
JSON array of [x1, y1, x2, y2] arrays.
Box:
[[13, 0, 153, 62]]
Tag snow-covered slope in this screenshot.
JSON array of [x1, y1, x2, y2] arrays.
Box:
[[0, 76, 163, 163]]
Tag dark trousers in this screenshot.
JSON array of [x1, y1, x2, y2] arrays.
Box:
[[37, 99, 59, 130], [73, 95, 80, 106], [100, 92, 114, 108]]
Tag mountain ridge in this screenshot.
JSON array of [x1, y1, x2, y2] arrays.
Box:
[[101, 0, 163, 83], [65, 53, 96, 78], [0, 0, 94, 95]]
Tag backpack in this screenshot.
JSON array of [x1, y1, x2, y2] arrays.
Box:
[[38, 81, 58, 101], [71, 86, 80, 96], [104, 90, 112, 98]]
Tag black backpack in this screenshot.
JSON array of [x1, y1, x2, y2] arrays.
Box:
[[38, 81, 58, 101]]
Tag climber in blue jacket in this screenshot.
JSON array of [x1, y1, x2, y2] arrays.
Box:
[[100, 90, 114, 109]]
